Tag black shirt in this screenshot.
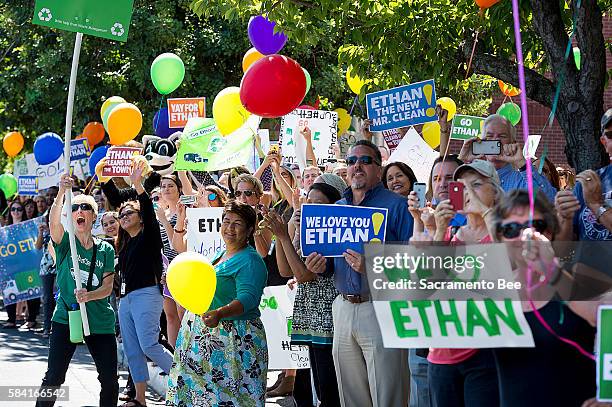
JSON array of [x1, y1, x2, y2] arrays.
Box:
[[118, 191, 164, 296]]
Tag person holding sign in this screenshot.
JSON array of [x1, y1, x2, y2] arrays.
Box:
[[167, 200, 268, 406], [36, 174, 118, 407]]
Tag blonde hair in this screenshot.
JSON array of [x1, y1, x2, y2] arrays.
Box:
[[73, 194, 99, 218]]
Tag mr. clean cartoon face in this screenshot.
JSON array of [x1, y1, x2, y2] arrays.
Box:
[[142, 132, 180, 175]]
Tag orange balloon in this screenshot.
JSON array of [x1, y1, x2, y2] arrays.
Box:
[[475, 0, 501, 8], [242, 48, 265, 73], [498, 80, 521, 97], [82, 122, 105, 147], [3, 131, 24, 158]]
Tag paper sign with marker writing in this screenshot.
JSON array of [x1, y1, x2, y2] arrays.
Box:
[[70, 138, 91, 161], [279, 109, 338, 170], [372, 299, 534, 348], [260, 286, 310, 369], [18, 176, 38, 195], [300, 204, 388, 257], [597, 305, 612, 402], [388, 127, 439, 185], [167, 97, 206, 128], [382, 128, 403, 153], [186, 208, 226, 261], [102, 147, 142, 177], [366, 79, 438, 132], [450, 115, 485, 140]]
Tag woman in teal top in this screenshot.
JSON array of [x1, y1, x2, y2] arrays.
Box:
[[167, 200, 268, 407]]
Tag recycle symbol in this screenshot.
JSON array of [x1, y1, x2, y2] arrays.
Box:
[[111, 22, 124, 36], [38, 8, 52, 22]]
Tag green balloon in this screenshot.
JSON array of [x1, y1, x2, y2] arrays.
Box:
[[573, 47, 581, 70], [150, 53, 185, 95], [102, 101, 122, 133], [496, 102, 521, 126], [303, 68, 311, 95], [0, 173, 18, 198]]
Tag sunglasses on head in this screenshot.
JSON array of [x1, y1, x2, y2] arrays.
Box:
[[118, 210, 138, 220], [208, 192, 217, 201], [71, 203, 93, 212], [346, 155, 379, 166], [235, 190, 255, 197], [10, 207, 23, 212], [498, 219, 548, 239]]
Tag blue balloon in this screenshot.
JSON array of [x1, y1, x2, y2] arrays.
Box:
[[89, 145, 110, 176], [33, 132, 63, 165], [153, 108, 182, 139]]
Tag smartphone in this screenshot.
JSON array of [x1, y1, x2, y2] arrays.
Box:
[[449, 181, 464, 211], [179, 195, 197, 206], [472, 140, 502, 155], [413, 182, 427, 208]]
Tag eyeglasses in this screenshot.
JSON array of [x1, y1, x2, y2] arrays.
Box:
[[346, 155, 380, 166], [604, 130, 612, 139], [498, 219, 548, 239], [152, 196, 160, 202], [10, 207, 23, 212], [208, 192, 217, 201], [71, 203, 93, 212], [118, 210, 138, 220], [235, 190, 256, 197]]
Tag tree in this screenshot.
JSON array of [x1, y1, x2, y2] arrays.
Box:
[[192, 0, 612, 171]]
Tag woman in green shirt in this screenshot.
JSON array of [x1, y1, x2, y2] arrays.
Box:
[[166, 200, 268, 406], [36, 173, 117, 407]]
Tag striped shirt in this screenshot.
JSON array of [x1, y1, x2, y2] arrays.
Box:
[[159, 213, 179, 262]]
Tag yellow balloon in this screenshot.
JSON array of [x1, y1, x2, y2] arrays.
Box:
[[437, 97, 457, 120], [100, 96, 126, 121], [107, 103, 143, 145], [334, 108, 351, 136], [242, 48, 265, 73], [422, 122, 441, 149], [167, 252, 217, 314], [346, 67, 365, 94], [213, 87, 251, 136]]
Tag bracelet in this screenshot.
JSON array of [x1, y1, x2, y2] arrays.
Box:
[[173, 228, 186, 234]]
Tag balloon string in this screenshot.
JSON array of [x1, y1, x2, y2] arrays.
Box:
[[465, 28, 480, 80], [349, 95, 360, 116], [84, 174, 98, 193], [153, 96, 165, 135]]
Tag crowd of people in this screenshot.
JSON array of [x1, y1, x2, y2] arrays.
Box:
[[0, 106, 611, 407]]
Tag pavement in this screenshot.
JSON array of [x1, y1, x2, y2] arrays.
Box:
[[0, 307, 297, 406]]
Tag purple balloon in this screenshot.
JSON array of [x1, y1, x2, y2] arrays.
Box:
[[248, 15, 288, 55], [153, 107, 182, 139]]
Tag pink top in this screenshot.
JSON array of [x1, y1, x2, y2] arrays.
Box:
[[428, 227, 492, 365]]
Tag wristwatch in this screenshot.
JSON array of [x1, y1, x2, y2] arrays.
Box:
[[595, 203, 611, 221]]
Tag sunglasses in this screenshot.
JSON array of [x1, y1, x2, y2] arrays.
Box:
[[346, 155, 380, 166], [71, 203, 93, 212], [604, 130, 612, 139], [498, 219, 548, 239], [235, 190, 256, 197], [207, 192, 217, 201], [118, 210, 138, 220], [10, 207, 23, 212]]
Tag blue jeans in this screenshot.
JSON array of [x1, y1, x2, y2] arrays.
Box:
[[118, 286, 173, 383], [41, 274, 56, 333], [409, 349, 432, 407]]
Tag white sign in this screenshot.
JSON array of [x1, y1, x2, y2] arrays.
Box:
[[260, 286, 310, 369], [186, 207, 225, 260], [372, 299, 534, 348], [387, 127, 439, 186], [523, 134, 541, 159], [280, 109, 338, 170], [36, 155, 65, 190]]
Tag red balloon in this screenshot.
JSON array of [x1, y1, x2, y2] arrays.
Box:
[[240, 55, 306, 118]]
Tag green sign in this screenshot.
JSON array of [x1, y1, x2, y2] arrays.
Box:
[[175, 118, 256, 172], [33, 0, 134, 42], [598, 306, 612, 402], [450, 114, 485, 140]]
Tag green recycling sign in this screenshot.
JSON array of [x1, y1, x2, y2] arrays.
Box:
[[33, 0, 134, 42]]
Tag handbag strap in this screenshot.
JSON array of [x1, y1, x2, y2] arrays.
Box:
[[86, 239, 98, 291]]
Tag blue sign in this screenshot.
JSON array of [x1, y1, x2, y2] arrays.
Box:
[[0, 219, 43, 305], [300, 204, 388, 257], [18, 176, 38, 195], [70, 138, 91, 161], [366, 79, 438, 132]]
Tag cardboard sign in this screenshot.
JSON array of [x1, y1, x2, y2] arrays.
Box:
[[260, 286, 310, 369], [279, 109, 338, 170], [597, 305, 612, 402], [186, 207, 225, 260], [300, 204, 388, 257], [32, 0, 134, 42], [70, 138, 91, 161], [102, 147, 142, 177], [382, 128, 403, 153], [366, 79, 438, 132], [18, 176, 38, 195], [450, 114, 485, 140], [372, 299, 534, 348], [167, 97, 206, 128], [388, 127, 439, 185]]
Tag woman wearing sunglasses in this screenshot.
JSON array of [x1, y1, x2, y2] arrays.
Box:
[[36, 174, 118, 406], [115, 161, 174, 407], [491, 189, 608, 407]]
